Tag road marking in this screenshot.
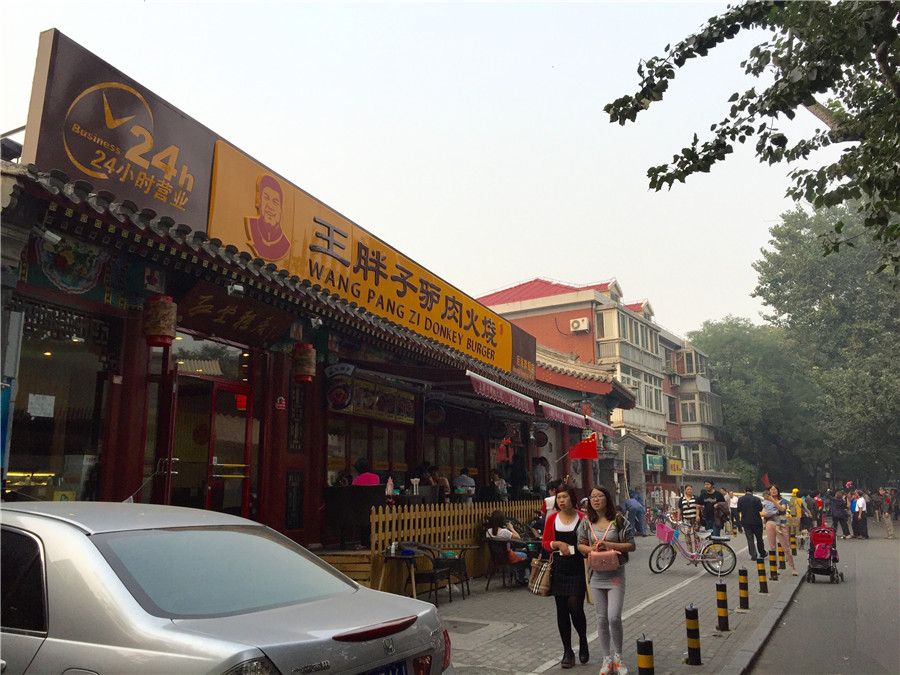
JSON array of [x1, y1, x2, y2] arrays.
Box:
[[532, 543, 748, 673]]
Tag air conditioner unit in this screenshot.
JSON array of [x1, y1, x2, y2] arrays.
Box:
[[569, 317, 589, 332]]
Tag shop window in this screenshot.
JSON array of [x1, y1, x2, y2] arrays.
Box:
[[6, 302, 118, 501]]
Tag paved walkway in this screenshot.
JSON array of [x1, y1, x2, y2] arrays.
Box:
[[437, 533, 802, 674]]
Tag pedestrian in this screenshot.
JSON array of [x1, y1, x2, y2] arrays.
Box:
[[533, 457, 549, 498], [787, 488, 803, 539], [877, 488, 894, 538], [737, 487, 766, 561], [853, 490, 869, 539], [805, 491, 821, 530], [541, 484, 588, 669], [700, 480, 726, 535], [762, 484, 797, 575], [728, 490, 742, 533], [578, 485, 636, 675], [490, 469, 509, 502], [543, 479, 562, 515], [624, 495, 647, 537], [830, 489, 851, 538], [799, 491, 814, 533], [676, 485, 700, 553]]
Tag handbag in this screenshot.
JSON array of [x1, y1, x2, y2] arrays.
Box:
[[528, 556, 553, 596], [588, 521, 621, 572]]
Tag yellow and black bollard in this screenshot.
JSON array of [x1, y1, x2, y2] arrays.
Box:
[[768, 550, 779, 581], [777, 542, 786, 569], [685, 604, 702, 665], [636, 634, 655, 674], [790, 533, 797, 558], [756, 558, 769, 593], [716, 582, 730, 631], [738, 568, 750, 610]]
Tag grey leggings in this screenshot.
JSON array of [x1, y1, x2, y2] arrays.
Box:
[[593, 582, 626, 656]]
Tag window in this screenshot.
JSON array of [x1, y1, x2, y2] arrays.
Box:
[[681, 400, 697, 423], [684, 351, 695, 374], [666, 395, 678, 423], [642, 373, 663, 413], [1, 529, 47, 633]]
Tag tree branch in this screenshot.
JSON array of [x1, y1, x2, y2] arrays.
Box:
[[874, 41, 900, 100]]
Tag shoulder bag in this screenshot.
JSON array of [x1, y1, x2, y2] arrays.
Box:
[[528, 554, 553, 596], [587, 521, 621, 572]]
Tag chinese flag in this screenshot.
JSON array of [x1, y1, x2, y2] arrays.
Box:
[[569, 434, 598, 460], [761, 473, 770, 488]]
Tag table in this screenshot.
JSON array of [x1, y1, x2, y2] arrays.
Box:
[[435, 544, 479, 599], [377, 550, 423, 597]]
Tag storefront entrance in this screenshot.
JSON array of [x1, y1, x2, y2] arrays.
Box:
[[166, 375, 256, 517]]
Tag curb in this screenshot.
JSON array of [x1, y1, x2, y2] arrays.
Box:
[[721, 574, 803, 674]]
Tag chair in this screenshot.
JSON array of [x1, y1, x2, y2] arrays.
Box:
[[442, 548, 471, 599], [399, 542, 452, 607], [485, 539, 529, 591]]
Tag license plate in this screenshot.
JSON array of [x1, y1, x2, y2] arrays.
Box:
[[365, 660, 408, 675]]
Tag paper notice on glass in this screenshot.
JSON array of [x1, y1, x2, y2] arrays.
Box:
[[27, 394, 55, 418]]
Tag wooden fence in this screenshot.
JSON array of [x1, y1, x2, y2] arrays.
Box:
[[347, 499, 543, 595]]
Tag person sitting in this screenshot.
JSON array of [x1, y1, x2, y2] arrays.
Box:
[[485, 509, 528, 584], [428, 465, 451, 502], [351, 458, 379, 486], [452, 467, 476, 504]]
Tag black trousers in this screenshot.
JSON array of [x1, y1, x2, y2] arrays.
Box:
[[832, 516, 850, 536], [743, 524, 766, 559]]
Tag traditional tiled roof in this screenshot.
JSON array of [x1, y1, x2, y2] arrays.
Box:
[[536, 345, 636, 407], [1, 160, 578, 410], [478, 278, 612, 305]]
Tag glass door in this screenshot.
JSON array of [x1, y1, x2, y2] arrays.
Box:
[[168, 376, 254, 517]]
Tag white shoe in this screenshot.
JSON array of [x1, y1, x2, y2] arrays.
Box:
[[599, 656, 614, 675], [613, 653, 628, 675]]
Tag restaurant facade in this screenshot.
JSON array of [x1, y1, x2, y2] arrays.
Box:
[[0, 30, 630, 546]]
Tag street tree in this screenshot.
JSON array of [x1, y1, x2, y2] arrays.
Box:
[[605, 1, 900, 273], [753, 205, 900, 486], [687, 316, 823, 488]]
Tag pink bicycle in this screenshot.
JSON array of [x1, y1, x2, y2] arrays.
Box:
[[648, 518, 736, 576]]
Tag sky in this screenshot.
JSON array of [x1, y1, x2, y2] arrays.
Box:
[[1, 1, 833, 337]]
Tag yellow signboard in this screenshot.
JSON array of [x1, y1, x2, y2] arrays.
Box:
[[208, 141, 516, 372], [667, 458, 683, 476]]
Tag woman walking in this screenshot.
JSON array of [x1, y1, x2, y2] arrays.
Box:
[[830, 489, 851, 538], [762, 484, 797, 575], [541, 484, 587, 669], [578, 486, 636, 675]]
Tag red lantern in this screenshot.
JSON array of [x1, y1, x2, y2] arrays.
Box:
[[142, 295, 177, 347], [291, 343, 316, 383]]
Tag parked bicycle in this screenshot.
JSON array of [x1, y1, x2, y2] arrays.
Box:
[[645, 505, 669, 534], [648, 516, 736, 576]]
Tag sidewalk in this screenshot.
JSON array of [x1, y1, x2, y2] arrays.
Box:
[[438, 537, 802, 674]]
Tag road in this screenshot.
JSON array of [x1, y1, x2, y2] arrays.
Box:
[[750, 520, 900, 674]]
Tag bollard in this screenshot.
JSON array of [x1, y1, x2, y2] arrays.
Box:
[[790, 533, 797, 558], [777, 542, 786, 569], [716, 582, 730, 632], [756, 558, 769, 594], [768, 550, 779, 581], [636, 634, 655, 675], [684, 604, 702, 665], [738, 568, 750, 610]]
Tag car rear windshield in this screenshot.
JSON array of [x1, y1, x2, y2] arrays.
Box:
[[93, 525, 353, 618]]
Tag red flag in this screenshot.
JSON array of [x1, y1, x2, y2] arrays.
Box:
[[761, 473, 770, 488], [569, 434, 598, 460]]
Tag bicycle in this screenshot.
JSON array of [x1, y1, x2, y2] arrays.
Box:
[[648, 516, 737, 576]]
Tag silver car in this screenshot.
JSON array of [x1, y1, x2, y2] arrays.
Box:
[[1, 502, 453, 675]]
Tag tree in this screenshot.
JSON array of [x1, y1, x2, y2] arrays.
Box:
[[605, 1, 900, 273], [687, 316, 824, 488], [753, 205, 900, 487]]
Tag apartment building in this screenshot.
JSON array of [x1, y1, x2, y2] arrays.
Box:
[[479, 279, 732, 501]]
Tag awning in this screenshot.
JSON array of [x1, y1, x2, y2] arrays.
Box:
[[585, 416, 616, 437], [538, 401, 587, 428], [467, 371, 536, 415]]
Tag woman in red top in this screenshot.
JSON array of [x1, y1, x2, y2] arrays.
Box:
[[542, 484, 588, 668]]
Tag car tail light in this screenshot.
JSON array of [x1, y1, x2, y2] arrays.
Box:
[[412, 655, 432, 675], [442, 628, 452, 671], [221, 656, 278, 675]]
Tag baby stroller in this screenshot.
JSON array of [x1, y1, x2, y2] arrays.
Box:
[[805, 526, 844, 583]]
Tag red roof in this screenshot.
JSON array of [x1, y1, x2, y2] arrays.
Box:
[[625, 302, 645, 312], [478, 278, 611, 306]]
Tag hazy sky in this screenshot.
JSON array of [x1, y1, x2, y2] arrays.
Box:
[[2, 1, 832, 337]]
